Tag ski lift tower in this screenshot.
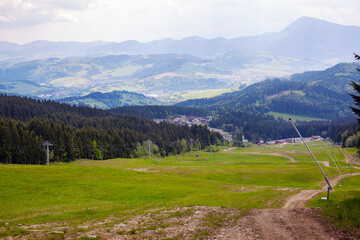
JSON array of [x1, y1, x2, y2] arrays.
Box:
[[43, 141, 53, 166]]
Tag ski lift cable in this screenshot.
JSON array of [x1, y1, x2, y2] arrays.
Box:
[[323, 142, 343, 186]]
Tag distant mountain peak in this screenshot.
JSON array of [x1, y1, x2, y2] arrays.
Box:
[[294, 16, 328, 23], [181, 36, 207, 41], [281, 16, 338, 32]]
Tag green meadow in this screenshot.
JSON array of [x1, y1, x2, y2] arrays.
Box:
[[0, 142, 359, 236], [268, 111, 328, 122]]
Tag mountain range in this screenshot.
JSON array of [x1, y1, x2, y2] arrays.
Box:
[[1, 17, 358, 63]]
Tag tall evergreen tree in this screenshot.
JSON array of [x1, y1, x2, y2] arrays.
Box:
[[349, 53, 360, 121]]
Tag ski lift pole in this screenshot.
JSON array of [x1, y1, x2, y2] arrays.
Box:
[[43, 141, 53, 166], [289, 118, 332, 199], [176, 148, 187, 166], [190, 138, 194, 154], [147, 140, 152, 159]]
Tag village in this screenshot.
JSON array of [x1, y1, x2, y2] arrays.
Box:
[[153, 115, 214, 127], [153, 115, 323, 145], [262, 135, 322, 145]]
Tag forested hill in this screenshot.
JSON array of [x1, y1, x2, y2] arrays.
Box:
[[58, 91, 162, 109], [0, 94, 222, 164], [0, 93, 114, 122], [177, 78, 353, 120], [110, 105, 207, 119], [289, 63, 359, 93]]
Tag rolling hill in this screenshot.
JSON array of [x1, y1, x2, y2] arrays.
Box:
[[58, 90, 162, 109], [289, 63, 359, 93], [177, 63, 357, 120], [0, 54, 230, 99]]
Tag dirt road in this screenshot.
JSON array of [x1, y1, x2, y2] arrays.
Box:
[[211, 173, 360, 240], [16, 205, 358, 240], [228, 151, 297, 162], [212, 207, 356, 240], [283, 173, 360, 209]]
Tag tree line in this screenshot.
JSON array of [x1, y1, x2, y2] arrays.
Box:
[[0, 95, 222, 164]]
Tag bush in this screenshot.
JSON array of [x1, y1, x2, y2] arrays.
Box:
[[203, 145, 219, 152]]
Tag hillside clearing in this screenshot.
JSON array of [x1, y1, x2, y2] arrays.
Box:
[[0, 143, 359, 239]]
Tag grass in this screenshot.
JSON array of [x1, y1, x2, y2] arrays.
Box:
[[179, 88, 235, 100], [156, 88, 236, 103], [268, 111, 328, 122], [0, 142, 359, 237], [50, 77, 90, 88], [111, 65, 141, 77], [0, 81, 52, 96], [0, 228, 28, 238]]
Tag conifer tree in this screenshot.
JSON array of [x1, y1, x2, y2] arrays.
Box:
[[349, 53, 360, 121]]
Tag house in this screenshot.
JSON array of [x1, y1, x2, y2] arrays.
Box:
[[153, 118, 166, 123]]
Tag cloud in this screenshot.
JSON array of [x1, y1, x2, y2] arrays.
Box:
[[0, 0, 92, 28], [1, 0, 360, 43]]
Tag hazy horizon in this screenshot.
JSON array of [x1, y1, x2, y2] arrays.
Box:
[[1, 0, 360, 44]]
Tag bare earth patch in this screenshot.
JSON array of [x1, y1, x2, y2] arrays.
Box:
[[8, 205, 359, 240], [129, 168, 159, 173], [215, 208, 358, 240], [230, 151, 297, 162], [222, 147, 237, 152]]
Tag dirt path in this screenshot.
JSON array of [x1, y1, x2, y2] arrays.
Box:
[[230, 151, 296, 162], [13, 205, 358, 240], [222, 147, 237, 152], [283, 173, 360, 209], [213, 207, 357, 240], [318, 161, 330, 167], [213, 173, 360, 240]]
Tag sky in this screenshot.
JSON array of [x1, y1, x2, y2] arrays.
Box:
[[0, 0, 360, 44]]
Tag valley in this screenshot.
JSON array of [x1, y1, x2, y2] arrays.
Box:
[[0, 53, 320, 102]]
